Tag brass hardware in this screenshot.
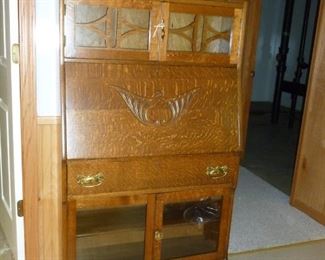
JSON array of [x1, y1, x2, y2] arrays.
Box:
[[11, 44, 20, 64], [206, 166, 229, 179], [77, 173, 104, 188], [154, 230, 164, 241], [17, 200, 24, 217], [153, 19, 165, 41]]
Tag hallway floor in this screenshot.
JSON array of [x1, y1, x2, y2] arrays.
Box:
[[241, 102, 301, 194]]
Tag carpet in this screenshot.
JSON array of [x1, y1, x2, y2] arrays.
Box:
[[229, 167, 325, 253]]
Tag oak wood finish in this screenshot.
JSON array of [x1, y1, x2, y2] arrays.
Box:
[[240, 0, 262, 152], [63, 1, 249, 259], [19, 1, 40, 259], [290, 0, 325, 225], [37, 118, 63, 260], [67, 200, 77, 260], [145, 195, 156, 260], [65, 63, 240, 159], [153, 187, 233, 260], [67, 154, 239, 196], [64, 0, 245, 64]]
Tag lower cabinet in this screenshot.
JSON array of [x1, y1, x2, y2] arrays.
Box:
[[67, 187, 233, 260]]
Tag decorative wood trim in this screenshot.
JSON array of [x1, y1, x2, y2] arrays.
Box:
[[19, 0, 40, 259]]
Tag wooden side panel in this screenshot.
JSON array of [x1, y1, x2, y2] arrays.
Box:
[[240, 0, 262, 152], [37, 118, 63, 260], [67, 154, 239, 196], [65, 63, 240, 159], [19, 0, 40, 258], [290, 0, 325, 225]]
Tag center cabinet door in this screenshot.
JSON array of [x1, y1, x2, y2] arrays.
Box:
[[153, 188, 233, 260]]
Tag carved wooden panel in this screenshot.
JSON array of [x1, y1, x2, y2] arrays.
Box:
[[65, 62, 240, 159], [67, 154, 239, 196]]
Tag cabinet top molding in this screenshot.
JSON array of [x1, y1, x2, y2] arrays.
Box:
[[66, 0, 245, 9]]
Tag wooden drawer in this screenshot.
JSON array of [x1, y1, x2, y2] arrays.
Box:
[[67, 154, 239, 196]]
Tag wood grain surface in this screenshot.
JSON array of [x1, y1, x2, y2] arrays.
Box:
[[64, 0, 245, 64], [65, 62, 240, 159], [153, 187, 233, 259], [290, 0, 325, 225], [67, 154, 239, 196], [19, 0, 40, 258]]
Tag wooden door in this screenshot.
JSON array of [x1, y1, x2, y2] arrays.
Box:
[[240, 0, 262, 152], [0, 0, 24, 259], [290, 0, 325, 225]]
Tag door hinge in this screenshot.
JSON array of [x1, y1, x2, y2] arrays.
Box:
[[11, 44, 20, 64], [17, 200, 24, 217]]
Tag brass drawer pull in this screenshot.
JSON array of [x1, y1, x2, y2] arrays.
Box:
[[77, 173, 104, 188], [206, 166, 229, 179]]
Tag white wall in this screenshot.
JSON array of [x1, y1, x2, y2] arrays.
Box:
[[252, 0, 319, 109], [36, 0, 60, 116], [252, 0, 284, 103]]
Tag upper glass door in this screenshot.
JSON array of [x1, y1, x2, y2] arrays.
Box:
[[164, 3, 244, 64], [65, 0, 152, 60]]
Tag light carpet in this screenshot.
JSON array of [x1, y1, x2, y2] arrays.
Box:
[[229, 167, 325, 253]]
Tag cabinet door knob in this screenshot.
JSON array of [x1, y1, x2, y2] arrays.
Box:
[[154, 230, 164, 241], [206, 166, 229, 179], [76, 173, 104, 188]]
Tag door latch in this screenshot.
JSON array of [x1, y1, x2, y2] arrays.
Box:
[[12, 44, 20, 64], [17, 200, 24, 217]]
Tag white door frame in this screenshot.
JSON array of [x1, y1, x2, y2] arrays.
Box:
[[0, 0, 25, 259]]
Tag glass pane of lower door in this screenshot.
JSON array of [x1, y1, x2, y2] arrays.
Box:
[[76, 205, 146, 260], [161, 196, 222, 259]]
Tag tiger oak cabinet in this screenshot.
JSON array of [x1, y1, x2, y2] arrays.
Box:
[[63, 0, 247, 259]]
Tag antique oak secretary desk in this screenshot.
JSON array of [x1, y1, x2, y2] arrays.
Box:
[[63, 0, 248, 259]]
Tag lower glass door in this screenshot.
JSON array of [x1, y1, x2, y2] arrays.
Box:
[[160, 196, 222, 259], [76, 205, 146, 260]]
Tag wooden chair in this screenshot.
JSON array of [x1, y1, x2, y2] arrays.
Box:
[[271, 0, 319, 128]]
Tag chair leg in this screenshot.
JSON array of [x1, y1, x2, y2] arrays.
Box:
[[289, 93, 297, 128], [271, 88, 282, 124]]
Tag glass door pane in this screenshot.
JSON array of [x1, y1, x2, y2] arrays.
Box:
[[168, 12, 233, 54], [74, 5, 150, 51], [76, 205, 146, 260], [161, 197, 222, 259]]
